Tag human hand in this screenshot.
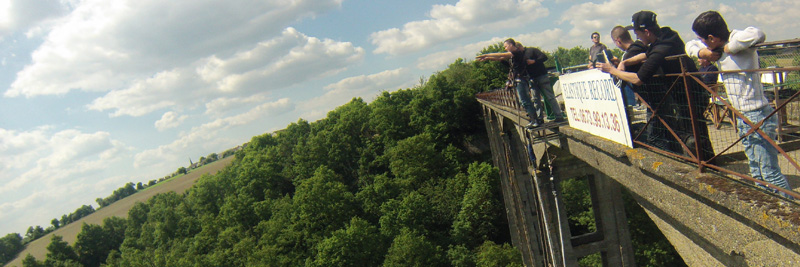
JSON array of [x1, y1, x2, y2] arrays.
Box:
[[599, 62, 615, 73]]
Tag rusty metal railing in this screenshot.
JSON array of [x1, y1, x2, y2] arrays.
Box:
[[637, 55, 800, 200], [476, 86, 521, 112]]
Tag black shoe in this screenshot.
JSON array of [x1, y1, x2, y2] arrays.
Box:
[[553, 116, 566, 123]]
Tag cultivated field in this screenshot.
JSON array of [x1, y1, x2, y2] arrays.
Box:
[[4, 156, 235, 267]]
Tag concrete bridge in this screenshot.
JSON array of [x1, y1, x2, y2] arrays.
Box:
[[477, 90, 800, 266]]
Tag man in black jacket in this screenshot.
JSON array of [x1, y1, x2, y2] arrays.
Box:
[[601, 11, 692, 85], [601, 10, 714, 162], [477, 38, 545, 128], [520, 43, 566, 123]]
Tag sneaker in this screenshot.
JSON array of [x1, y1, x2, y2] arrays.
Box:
[[526, 120, 541, 129], [553, 116, 566, 123]]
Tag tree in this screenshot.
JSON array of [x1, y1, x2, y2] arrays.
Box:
[[74, 217, 127, 267], [51, 218, 60, 229], [22, 254, 43, 267], [70, 205, 95, 222], [308, 217, 388, 267], [44, 235, 79, 266], [24, 226, 45, 242], [379, 192, 436, 238], [551, 46, 590, 69], [452, 163, 504, 248], [0, 233, 24, 265], [205, 152, 219, 164], [382, 229, 445, 267], [292, 166, 358, 245], [475, 241, 523, 267], [177, 166, 187, 175], [136, 182, 144, 190], [386, 133, 446, 189], [447, 245, 475, 267]]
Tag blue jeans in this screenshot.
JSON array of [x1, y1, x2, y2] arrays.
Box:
[[737, 105, 793, 199], [515, 78, 541, 122], [530, 74, 563, 118], [622, 83, 636, 106]]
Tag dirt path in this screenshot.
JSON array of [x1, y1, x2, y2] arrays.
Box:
[[4, 156, 235, 267]]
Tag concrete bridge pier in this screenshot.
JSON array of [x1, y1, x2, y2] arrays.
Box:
[[482, 106, 636, 266]]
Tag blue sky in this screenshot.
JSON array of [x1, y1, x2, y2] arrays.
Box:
[[1, 0, 797, 235]]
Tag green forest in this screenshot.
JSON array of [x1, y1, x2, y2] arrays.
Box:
[[3, 44, 684, 267]]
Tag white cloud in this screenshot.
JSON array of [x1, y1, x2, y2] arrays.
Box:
[[417, 38, 503, 70], [559, 0, 656, 40], [204, 94, 269, 116], [299, 68, 415, 119], [134, 98, 293, 169], [716, 1, 800, 41], [0, 128, 129, 195], [416, 28, 564, 70], [0, 0, 66, 38], [0, 126, 132, 232], [370, 0, 547, 55], [4, 0, 344, 98], [85, 27, 363, 117], [155, 111, 188, 131]]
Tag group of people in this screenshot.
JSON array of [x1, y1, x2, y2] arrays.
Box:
[[607, 10, 792, 199], [478, 10, 794, 199]]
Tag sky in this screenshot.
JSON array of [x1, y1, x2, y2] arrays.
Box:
[[1, 0, 798, 235]]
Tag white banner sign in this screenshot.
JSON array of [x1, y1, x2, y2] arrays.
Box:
[[560, 69, 632, 147]]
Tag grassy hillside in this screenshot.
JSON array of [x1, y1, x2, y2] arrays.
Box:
[[4, 156, 234, 267]]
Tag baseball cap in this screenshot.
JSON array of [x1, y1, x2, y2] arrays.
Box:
[[625, 10, 658, 30]]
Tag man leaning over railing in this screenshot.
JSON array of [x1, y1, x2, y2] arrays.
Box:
[[687, 10, 793, 199]]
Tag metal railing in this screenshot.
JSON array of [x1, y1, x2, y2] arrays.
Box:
[[476, 41, 800, 200]]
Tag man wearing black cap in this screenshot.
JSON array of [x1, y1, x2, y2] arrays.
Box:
[[601, 10, 714, 162], [601, 10, 693, 85]]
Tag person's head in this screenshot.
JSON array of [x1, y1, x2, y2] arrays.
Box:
[[628, 10, 661, 45], [503, 38, 519, 52], [692, 11, 730, 50], [591, 32, 600, 44], [610, 26, 633, 50]]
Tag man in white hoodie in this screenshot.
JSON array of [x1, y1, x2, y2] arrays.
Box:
[[686, 10, 793, 199]]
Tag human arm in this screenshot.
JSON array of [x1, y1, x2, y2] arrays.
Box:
[[686, 39, 722, 61], [476, 52, 512, 61], [725, 27, 766, 54], [618, 53, 646, 71], [600, 62, 642, 85]]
